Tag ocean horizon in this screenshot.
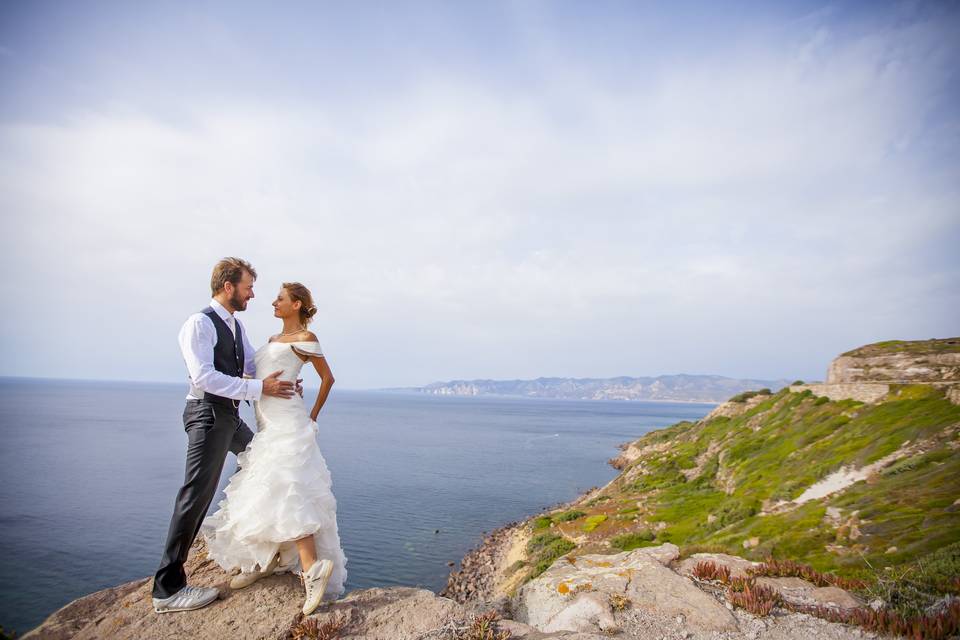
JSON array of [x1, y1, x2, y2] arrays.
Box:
[[0, 377, 712, 635]]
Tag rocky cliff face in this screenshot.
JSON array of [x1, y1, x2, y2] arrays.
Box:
[[784, 337, 960, 405], [828, 338, 960, 384]]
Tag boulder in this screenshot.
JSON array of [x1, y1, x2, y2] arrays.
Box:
[[513, 544, 737, 634], [634, 541, 680, 565], [754, 577, 864, 611]]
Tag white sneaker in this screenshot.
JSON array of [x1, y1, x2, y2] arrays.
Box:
[[301, 559, 334, 615], [152, 584, 219, 613], [230, 552, 280, 590]]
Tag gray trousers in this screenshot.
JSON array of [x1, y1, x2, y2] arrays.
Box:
[[152, 400, 254, 599]]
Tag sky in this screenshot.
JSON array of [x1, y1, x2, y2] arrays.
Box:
[[0, 0, 958, 389]]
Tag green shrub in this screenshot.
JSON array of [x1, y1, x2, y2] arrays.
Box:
[[533, 516, 553, 529], [611, 530, 655, 551], [914, 541, 960, 593], [730, 388, 772, 403], [526, 534, 577, 578], [555, 510, 587, 522], [528, 532, 562, 553]]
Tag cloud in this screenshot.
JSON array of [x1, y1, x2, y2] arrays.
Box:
[[0, 5, 957, 387]]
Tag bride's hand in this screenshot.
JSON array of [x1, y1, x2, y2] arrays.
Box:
[[295, 378, 304, 398]]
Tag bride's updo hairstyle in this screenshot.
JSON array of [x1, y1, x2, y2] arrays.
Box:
[[282, 282, 318, 327]]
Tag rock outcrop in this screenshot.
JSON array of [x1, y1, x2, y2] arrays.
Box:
[[25, 537, 872, 640], [23, 538, 470, 640], [790, 337, 960, 404], [829, 338, 960, 384], [513, 544, 737, 634]]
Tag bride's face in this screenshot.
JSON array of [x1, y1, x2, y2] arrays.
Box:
[[272, 288, 301, 319]]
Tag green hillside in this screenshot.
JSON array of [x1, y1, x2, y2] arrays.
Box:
[[514, 382, 960, 602]]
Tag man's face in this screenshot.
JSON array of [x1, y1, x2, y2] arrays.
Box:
[[226, 271, 256, 311]]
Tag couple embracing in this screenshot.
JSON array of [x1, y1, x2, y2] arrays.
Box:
[[151, 257, 347, 617]]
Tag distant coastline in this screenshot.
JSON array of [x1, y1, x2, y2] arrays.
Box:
[[384, 373, 795, 404], [379, 388, 720, 405]]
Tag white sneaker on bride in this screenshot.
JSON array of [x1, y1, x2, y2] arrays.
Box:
[[229, 552, 280, 590], [301, 559, 334, 615]]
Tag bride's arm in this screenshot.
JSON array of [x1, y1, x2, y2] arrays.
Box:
[[292, 331, 335, 421], [307, 355, 335, 422]]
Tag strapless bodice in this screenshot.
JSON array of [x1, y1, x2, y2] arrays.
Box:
[[254, 341, 321, 383], [253, 341, 324, 428]]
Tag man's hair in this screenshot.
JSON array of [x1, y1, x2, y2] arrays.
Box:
[[210, 257, 257, 295]]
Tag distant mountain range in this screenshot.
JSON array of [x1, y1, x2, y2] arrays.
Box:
[[387, 374, 796, 404]]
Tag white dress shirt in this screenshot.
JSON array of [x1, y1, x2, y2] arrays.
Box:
[[180, 299, 263, 402]]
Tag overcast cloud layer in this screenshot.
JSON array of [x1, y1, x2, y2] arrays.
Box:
[[1, 1, 958, 389]]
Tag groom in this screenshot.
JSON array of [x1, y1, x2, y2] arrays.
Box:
[[151, 257, 297, 613]]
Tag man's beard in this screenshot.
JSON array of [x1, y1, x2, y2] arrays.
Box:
[[230, 291, 247, 311]]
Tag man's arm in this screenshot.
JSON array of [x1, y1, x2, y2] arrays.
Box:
[[179, 314, 263, 401]]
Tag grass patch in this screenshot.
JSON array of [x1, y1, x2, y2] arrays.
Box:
[[582, 515, 608, 532]]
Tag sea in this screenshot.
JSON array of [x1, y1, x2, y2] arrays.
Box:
[[0, 377, 712, 635]]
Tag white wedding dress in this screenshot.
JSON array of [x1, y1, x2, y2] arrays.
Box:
[[200, 340, 347, 599]]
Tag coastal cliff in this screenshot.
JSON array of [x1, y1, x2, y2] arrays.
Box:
[[19, 338, 960, 639], [444, 338, 960, 639]]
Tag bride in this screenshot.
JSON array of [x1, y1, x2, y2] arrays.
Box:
[[201, 282, 347, 615]]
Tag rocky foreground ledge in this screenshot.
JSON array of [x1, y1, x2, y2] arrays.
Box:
[[24, 537, 877, 640]]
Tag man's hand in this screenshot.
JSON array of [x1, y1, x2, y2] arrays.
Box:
[[262, 370, 295, 398], [296, 378, 304, 398]]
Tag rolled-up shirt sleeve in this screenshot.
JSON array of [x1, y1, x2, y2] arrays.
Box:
[[179, 314, 262, 401]]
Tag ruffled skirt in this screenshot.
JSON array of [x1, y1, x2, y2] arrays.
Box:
[[200, 407, 347, 599]]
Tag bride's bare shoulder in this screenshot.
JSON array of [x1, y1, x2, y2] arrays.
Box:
[[301, 330, 319, 342]]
